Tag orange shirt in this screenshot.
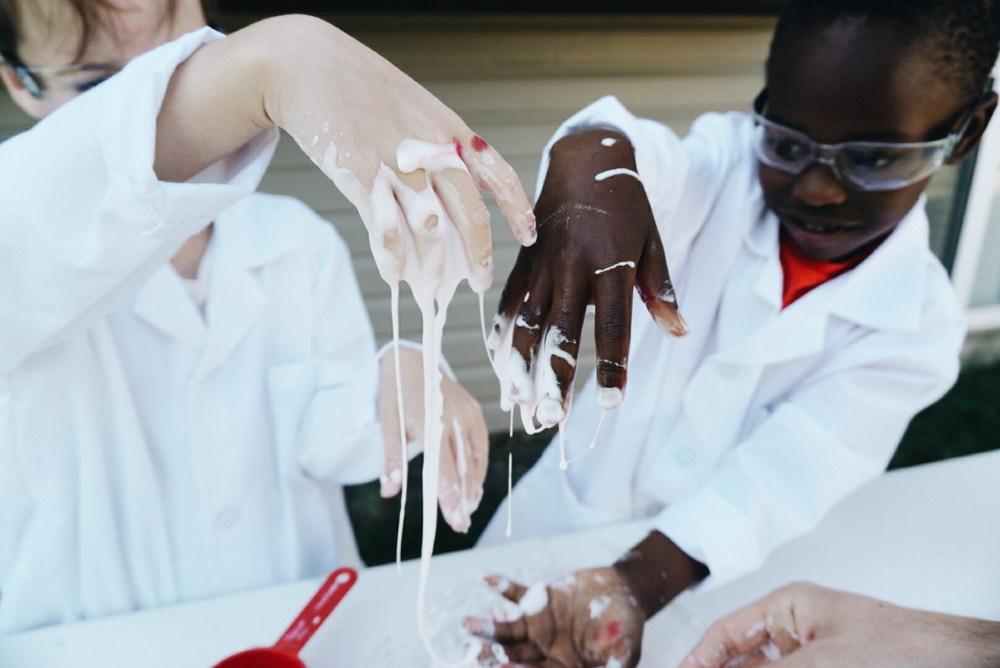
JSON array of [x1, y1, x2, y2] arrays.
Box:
[[779, 230, 880, 309]]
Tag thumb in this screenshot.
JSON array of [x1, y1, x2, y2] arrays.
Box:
[[635, 230, 688, 338]]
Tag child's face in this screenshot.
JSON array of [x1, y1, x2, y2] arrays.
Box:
[[759, 20, 996, 261], [1, 0, 206, 119]]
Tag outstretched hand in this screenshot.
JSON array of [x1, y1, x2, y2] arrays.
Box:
[[487, 127, 686, 432], [463, 569, 645, 668]]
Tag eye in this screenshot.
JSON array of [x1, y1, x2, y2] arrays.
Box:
[[843, 148, 897, 170], [73, 76, 110, 93], [767, 136, 810, 162]]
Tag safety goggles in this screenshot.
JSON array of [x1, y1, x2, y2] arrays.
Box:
[[750, 89, 980, 192], [2, 51, 121, 106]]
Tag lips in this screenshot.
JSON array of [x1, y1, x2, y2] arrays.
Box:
[[779, 210, 862, 238]]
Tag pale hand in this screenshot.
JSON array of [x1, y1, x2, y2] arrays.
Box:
[[266, 17, 536, 295], [463, 569, 645, 667], [377, 346, 488, 533], [681, 581, 1000, 668]]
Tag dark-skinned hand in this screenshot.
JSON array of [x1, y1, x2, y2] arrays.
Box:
[[487, 127, 687, 431], [463, 569, 646, 668]]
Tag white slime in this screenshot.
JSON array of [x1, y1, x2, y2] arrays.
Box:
[[594, 167, 642, 183], [320, 137, 488, 665]]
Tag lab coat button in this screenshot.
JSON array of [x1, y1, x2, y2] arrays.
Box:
[[214, 506, 242, 529], [675, 448, 697, 467]]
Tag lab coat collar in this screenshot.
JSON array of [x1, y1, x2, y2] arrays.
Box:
[[191, 203, 300, 382], [131, 263, 208, 348], [744, 196, 930, 331], [826, 198, 929, 332]]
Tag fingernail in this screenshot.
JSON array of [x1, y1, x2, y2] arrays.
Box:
[[379, 468, 403, 496], [596, 386, 624, 411], [650, 301, 689, 338], [536, 396, 566, 427]]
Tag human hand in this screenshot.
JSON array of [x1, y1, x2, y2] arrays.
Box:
[[265, 17, 536, 297], [377, 346, 488, 533], [487, 127, 687, 432], [680, 581, 1000, 668], [463, 569, 646, 668]]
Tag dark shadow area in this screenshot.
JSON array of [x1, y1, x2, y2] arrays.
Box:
[[890, 360, 1000, 469], [345, 427, 554, 566], [219, 1, 788, 14]]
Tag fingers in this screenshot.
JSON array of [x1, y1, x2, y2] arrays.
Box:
[[481, 574, 530, 603], [438, 428, 471, 533], [593, 264, 635, 411], [489, 247, 534, 352], [458, 135, 537, 247], [680, 595, 790, 668], [504, 281, 551, 410], [463, 615, 531, 645], [431, 168, 494, 295], [377, 354, 405, 498], [534, 274, 588, 427], [366, 165, 408, 285], [635, 231, 688, 339]]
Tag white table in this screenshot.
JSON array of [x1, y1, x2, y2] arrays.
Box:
[[2, 449, 999, 667]]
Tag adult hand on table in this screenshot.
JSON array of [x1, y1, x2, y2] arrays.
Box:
[[463, 569, 646, 668], [487, 127, 687, 431], [681, 581, 1000, 668], [157, 15, 536, 295], [377, 346, 488, 533]]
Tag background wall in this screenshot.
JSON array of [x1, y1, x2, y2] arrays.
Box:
[[0, 14, 966, 431]]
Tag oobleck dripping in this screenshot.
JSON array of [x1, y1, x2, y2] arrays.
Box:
[[319, 136, 490, 665], [594, 167, 642, 183], [505, 452, 513, 537]]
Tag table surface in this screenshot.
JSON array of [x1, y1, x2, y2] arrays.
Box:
[[2, 449, 999, 668]]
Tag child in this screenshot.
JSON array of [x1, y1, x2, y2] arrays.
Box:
[[0, 0, 534, 633], [471, 1, 997, 666]]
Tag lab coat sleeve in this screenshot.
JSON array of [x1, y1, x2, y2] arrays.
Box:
[[0, 27, 278, 375], [651, 276, 965, 587], [292, 210, 384, 485], [535, 97, 754, 272]]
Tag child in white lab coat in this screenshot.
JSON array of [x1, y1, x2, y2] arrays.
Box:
[[0, 0, 535, 633], [470, 1, 998, 666]]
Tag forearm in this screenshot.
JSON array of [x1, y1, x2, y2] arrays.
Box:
[[155, 15, 355, 183], [612, 529, 709, 619]]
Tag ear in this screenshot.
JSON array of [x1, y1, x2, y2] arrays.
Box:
[[946, 90, 999, 165], [0, 64, 49, 119]]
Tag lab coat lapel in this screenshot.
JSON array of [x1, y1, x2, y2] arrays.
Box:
[[193, 205, 299, 383], [131, 264, 207, 348]]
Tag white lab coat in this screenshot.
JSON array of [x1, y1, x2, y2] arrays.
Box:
[[0, 29, 385, 633], [481, 97, 965, 588]]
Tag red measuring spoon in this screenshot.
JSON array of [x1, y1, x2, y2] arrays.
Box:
[[213, 567, 358, 668]]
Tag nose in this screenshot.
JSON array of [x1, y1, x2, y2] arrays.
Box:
[[790, 163, 848, 208]]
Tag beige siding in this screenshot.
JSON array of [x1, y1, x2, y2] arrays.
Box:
[[0, 15, 773, 431]]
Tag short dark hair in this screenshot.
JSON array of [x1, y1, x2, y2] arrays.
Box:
[[770, 0, 1000, 99], [0, 0, 218, 68]]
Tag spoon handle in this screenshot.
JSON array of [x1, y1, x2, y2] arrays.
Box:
[[272, 567, 358, 655]]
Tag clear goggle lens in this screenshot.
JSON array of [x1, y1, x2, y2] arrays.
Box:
[[750, 118, 954, 192]]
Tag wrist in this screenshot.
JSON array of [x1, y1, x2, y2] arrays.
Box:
[[612, 530, 709, 620]]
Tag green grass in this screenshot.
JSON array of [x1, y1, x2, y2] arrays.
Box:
[[345, 361, 1000, 566]]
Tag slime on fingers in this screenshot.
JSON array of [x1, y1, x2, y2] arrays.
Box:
[[318, 135, 492, 665]]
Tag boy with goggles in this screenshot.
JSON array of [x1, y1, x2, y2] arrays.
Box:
[[470, 1, 996, 666]]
